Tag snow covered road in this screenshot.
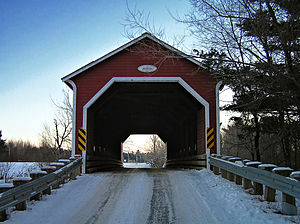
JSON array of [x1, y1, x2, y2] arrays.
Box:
[[5, 169, 299, 224]]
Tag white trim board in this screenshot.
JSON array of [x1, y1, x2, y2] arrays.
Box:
[[66, 80, 77, 157], [216, 81, 222, 156], [61, 33, 204, 82], [83, 77, 210, 128], [82, 77, 211, 173]]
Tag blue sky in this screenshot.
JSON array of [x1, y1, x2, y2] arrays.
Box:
[[0, 0, 193, 144]]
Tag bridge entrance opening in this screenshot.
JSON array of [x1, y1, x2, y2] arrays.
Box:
[[123, 134, 167, 168], [62, 34, 219, 173], [85, 80, 208, 173]]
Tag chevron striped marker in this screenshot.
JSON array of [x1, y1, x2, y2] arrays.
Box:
[[78, 129, 86, 152], [207, 127, 214, 150]]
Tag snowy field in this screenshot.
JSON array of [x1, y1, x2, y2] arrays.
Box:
[[3, 168, 300, 224], [123, 162, 151, 168], [0, 162, 42, 180]]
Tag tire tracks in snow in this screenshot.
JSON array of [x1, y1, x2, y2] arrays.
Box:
[[168, 170, 219, 224], [146, 169, 176, 224], [6, 169, 297, 224], [82, 169, 177, 224], [69, 169, 135, 224], [85, 168, 152, 224], [6, 168, 225, 224]]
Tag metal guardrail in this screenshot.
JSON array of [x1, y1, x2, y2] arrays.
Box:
[[209, 156, 300, 199], [0, 158, 82, 212], [166, 154, 206, 169]]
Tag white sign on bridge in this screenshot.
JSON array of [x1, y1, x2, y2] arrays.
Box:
[[137, 64, 157, 73]]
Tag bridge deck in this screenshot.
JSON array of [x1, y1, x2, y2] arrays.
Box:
[[5, 169, 299, 224]]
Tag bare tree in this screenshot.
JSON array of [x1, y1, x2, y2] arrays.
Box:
[[4, 139, 70, 162], [144, 135, 167, 168], [0, 162, 14, 182], [123, 1, 166, 40], [40, 89, 72, 152], [122, 1, 191, 65]]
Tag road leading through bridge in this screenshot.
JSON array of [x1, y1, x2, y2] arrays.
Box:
[[5, 169, 298, 224]]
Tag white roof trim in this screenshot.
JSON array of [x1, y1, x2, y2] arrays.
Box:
[[82, 77, 209, 129], [62, 33, 203, 82], [66, 80, 77, 157]]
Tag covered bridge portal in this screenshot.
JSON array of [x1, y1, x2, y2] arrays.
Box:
[[62, 33, 221, 173]]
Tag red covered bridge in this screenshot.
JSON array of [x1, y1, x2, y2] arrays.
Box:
[[62, 33, 221, 173]]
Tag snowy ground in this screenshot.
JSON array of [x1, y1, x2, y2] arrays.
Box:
[[123, 162, 151, 168], [3, 168, 300, 224], [0, 162, 42, 180]]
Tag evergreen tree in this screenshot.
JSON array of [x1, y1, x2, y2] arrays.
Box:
[[238, 0, 300, 166], [0, 130, 6, 150], [186, 0, 300, 165]]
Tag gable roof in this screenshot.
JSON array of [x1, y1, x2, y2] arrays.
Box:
[[61, 33, 203, 82]]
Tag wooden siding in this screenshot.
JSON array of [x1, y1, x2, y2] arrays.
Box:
[[71, 38, 217, 154]]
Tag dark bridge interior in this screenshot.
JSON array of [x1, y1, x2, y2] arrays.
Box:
[[86, 82, 206, 172]]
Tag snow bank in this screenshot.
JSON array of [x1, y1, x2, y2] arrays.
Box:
[[0, 183, 13, 189], [184, 169, 300, 224], [4, 173, 109, 224], [58, 159, 70, 163], [273, 167, 293, 172], [0, 162, 42, 179], [235, 161, 244, 167], [49, 162, 64, 166], [258, 164, 277, 169], [221, 156, 232, 160], [290, 171, 300, 179], [246, 161, 262, 166], [228, 157, 241, 161], [123, 163, 151, 168], [41, 166, 56, 170]]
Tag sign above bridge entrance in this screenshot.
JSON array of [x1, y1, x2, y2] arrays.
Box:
[[137, 64, 157, 73]]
